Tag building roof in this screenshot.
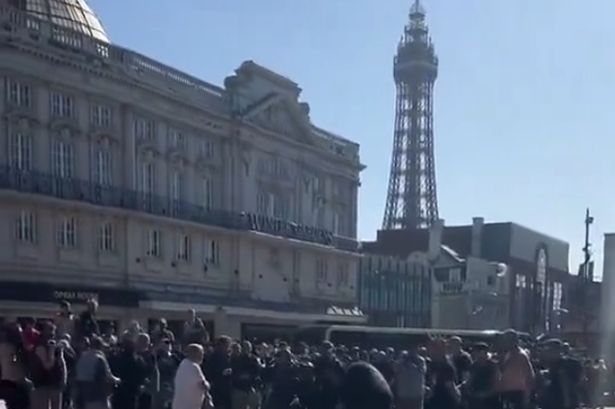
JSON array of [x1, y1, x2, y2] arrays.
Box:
[[5, 0, 109, 42]]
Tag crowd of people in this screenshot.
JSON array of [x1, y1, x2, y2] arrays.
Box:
[[0, 299, 612, 409]]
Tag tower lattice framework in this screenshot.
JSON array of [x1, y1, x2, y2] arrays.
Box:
[[383, 0, 439, 230]]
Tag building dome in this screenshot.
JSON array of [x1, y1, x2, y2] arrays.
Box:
[[5, 0, 109, 42]]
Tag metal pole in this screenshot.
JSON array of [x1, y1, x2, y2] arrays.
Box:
[[582, 208, 594, 345]]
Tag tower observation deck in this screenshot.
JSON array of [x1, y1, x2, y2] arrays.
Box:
[[382, 0, 439, 229]]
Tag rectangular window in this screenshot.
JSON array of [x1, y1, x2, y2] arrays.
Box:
[[273, 194, 289, 220], [16, 211, 35, 243], [516, 274, 527, 289], [91, 104, 112, 128], [171, 170, 183, 201], [98, 222, 114, 252], [50, 91, 74, 118], [200, 138, 215, 160], [337, 262, 349, 287], [449, 268, 462, 283], [146, 229, 162, 258], [177, 233, 191, 262], [94, 147, 112, 186], [333, 211, 344, 236], [57, 216, 77, 248], [6, 78, 32, 108], [553, 281, 563, 311], [203, 238, 219, 266], [134, 117, 155, 141], [169, 128, 185, 149], [9, 132, 32, 171], [52, 140, 74, 179], [202, 177, 213, 210], [141, 162, 155, 194], [257, 191, 269, 216], [316, 258, 328, 282]]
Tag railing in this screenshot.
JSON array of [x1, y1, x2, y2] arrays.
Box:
[[0, 166, 359, 252], [0, 5, 225, 108]]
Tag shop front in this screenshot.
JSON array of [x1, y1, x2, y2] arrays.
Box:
[[0, 280, 140, 331]]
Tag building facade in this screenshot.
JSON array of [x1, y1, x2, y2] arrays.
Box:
[[358, 253, 431, 328], [362, 218, 570, 333], [0, 1, 364, 338]]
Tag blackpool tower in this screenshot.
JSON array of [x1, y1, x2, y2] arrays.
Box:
[[382, 0, 439, 229]]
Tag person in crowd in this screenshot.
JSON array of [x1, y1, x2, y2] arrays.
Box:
[[110, 337, 149, 409], [183, 310, 208, 346], [30, 321, 67, 409], [294, 360, 319, 409], [498, 329, 535, 409], [58, 337, 77, 409], [151, 319, 175, 346], [207, 336, 233, 409], [154, 337, 180, 409], [393, 344, 426, 409], [122, 321, 144, 344], [173, 343, 212, 409], [0, 323, 30, 409], [539, 338, 583, 409], [313, 341, 344, 409], [101, 324, 118, 348], [373, 350, 395, 386], [56, 301, 75, 340], [22, 316, 41, 352], [136, 332, 159, 409], [448, 336, 473, 384], [264, 349, 298, 409], [425, 338, 460, 409], [465, 342, 499, 409], [77, 299, 100, 341], [231, 341, 262, 409], [74, 336, 119, 409], [340, 361, 393, 409]]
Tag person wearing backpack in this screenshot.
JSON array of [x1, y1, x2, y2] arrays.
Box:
[[30, 321, 67, 409]]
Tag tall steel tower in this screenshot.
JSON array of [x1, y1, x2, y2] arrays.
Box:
[[383, 0, 439, 229]]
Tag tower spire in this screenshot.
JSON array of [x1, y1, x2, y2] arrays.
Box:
[[410, 0, 426, 17], [382, 2, 439, 230]]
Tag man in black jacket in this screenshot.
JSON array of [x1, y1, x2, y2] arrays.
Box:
[[231, 341, 262, 409], [207, 336, 233, 409]]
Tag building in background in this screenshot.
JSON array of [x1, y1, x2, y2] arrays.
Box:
[[363, 218, 569, 333], [358, 253, 431, 328], [0, 0, 365, 339]]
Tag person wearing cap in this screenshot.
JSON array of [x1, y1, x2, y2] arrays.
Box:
[[466, 343, 498, 409], [173, 344, 212, 409], [497, 329, 534, 409], [539, 338, 583, 409]]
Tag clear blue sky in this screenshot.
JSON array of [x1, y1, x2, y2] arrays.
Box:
[[89, 0, 615, 277]]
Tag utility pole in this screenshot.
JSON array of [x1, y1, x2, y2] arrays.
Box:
[[582, 208, 594, 280], [581, 208, 594, 346]]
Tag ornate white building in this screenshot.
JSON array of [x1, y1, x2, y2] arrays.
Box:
[[0, 0, 364, 338]]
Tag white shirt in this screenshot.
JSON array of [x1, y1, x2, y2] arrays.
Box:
[[173, 358, 207, 409]]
